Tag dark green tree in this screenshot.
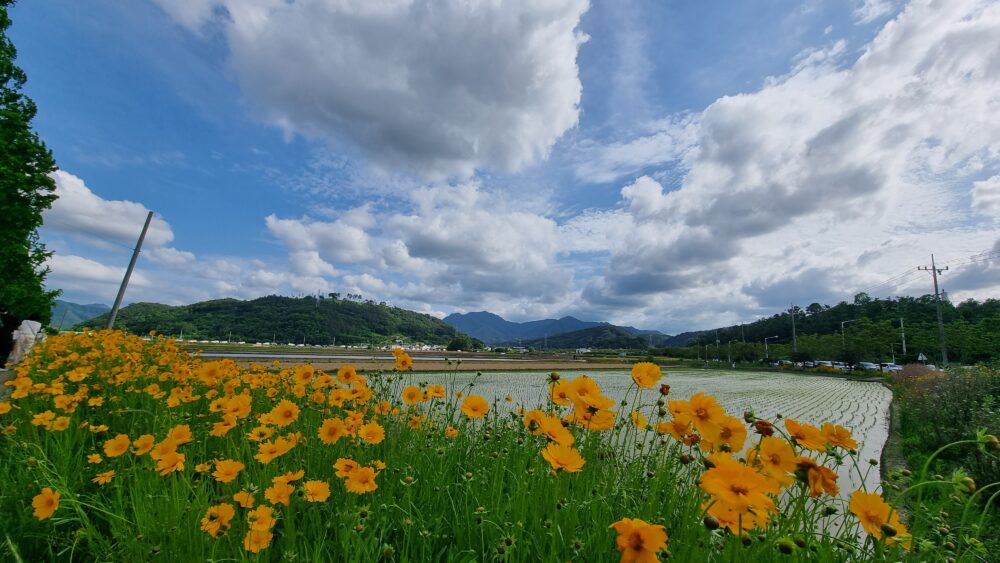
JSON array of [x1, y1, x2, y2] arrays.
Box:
[[446, 334, 473, 352], [0, 0, 59, 358]]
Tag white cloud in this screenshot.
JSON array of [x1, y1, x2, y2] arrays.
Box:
[[972, 175, 1000, 216], [146, 247, 196, 266], [43, 170, 175, 247], [156, 0, 590, 178], [852, 0, 899, 24], [265, 213, 372, 263]]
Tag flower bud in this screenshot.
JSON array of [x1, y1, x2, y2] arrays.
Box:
[[776, 538, 796, 554], [548, 372, 560, 382], [743, 410, 756, 423], [659, 384, 671, 396], [880, 523, 897, 537], [960, 477, 976, 493], [753, 420, 774, 436], [985, 434, 1000, 451], [703, 515, 720, 530]]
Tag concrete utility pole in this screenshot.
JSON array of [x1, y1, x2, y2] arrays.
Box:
[[840, 319, 858, 347], [899, 318, 906, 355], [764, 336, 778, 360], [918, 254, 949, 366], [107, 211, 153, 330], [790, 304, 798, 353]]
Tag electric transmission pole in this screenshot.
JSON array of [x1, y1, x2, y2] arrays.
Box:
[[107, 211, 153, 330], [918, 254, 948, 366]]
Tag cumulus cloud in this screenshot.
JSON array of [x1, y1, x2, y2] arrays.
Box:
[[44, 170, 174, 247], [265, 212, 372, 263], [155, 0, 589, 178], [581, 0, 1000, 314], [972, 175, 1000, 216], [852, 0, 899, 24]]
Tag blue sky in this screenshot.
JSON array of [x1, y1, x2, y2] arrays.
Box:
[[13, 0, 1000, 333]]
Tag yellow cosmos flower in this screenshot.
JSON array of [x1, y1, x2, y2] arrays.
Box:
[[334, 458, 359, 478], [359, 421, 385, 445], [92, 470, 115, 485], [821, 422, 858, 450], [796, 457, 839, 497], [784, 419, 827, 452], [32, 487, 60, 521], [247, 425, 274, 442], [200, 503, 236, 539], [131, 434, 155, 455], [460, 395, 489, 419], [337, 365, 359, 385], [345, 466, 379, 494], [753, 436, 797, 486], [247, 505, 276, 531], [630, 362, 662, 389], [243, 529, 273, 553], [264, 481, 294, 506], [267, 399, 301, 428], [103, 434, 130, 458], [213, 459, 245, 483], [318, 417, 347, 445], [166, 424, 193, 445], [699, 458, 778, 516], [156, 451, 186, 477], [87, 453, 102, 464], [425, 383, 446, 399], [233, 490, 255, 508], [631, 411, 649, 430], [394, 351, 413, 371], [401, 386, 424, 405], [302, 480, 331, 502], [445, 426, 459, 438], [0, 402, 12, 415], [549, 381, 573, 406], [849, 491, 910, 548], [541, 443, 586, 473], [609, 517, 668, 563]]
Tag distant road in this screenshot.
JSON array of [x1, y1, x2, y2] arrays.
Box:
[[198, 352, 535, 362]]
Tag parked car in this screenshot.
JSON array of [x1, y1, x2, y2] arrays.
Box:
[[879, 363, 902, 372], [857, 362, 879, 371]]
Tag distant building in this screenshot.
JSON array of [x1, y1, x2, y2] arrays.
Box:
[[575, 348, 592, 354]]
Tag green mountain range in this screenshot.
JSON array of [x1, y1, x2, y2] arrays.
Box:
[[51, 300, 110, 330], [520, 325, 651, 350], [74, 295, 462, 346]]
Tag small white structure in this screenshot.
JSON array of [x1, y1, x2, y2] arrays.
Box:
[[575, 348, 592, 354], [6, 320, 46, 366]]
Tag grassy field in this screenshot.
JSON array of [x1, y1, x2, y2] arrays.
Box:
[[1, 330, 994, 561]]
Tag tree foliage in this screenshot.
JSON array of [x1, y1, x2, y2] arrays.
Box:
[[0, 0, 59, 358], [76, 295, 465, 346]]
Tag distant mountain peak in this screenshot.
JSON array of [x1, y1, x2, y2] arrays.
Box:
[[443, 311, 669, 345]]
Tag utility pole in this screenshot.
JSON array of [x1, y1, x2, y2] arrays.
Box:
[[790, 304, 798, 353], [918, 254, 949, 366], [899, 318, 906, 355], [107, 211, 153, 330]]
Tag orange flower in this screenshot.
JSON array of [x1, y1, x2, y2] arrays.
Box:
[[92, 470, 115, 485], [87, 453, 103, 464], [655, 414, 692, 441], [345, 466, 379, 494], [754, 436, 797, 486], [200, 503, 235, 538], [150, 438, 179, 461], [243, 529, 273, 553], [699, 457, 778, 516], [549, 381, 573, 406], [302, 480, 331, 502], [703, 415, 747, 453], [318, 418, 347, 445], [254, 436, 295, 464], [103, 434, 130, 457], [233, 491, 255, 509], [131, 434, 155, 455], [681, 392, 726, 437], [445, 426, 459, 438], [784, 419, 827, 452], [401, 386, 424, 405], [359, 421, 385, 445], [247, 505, 276, 531], [795, 457, 839, 497], [630, 362, 662, 389], [538, 415, 575, 446], [374, 400, 392, 415], [541, 443, 586, 473], [567, 376, 615, 412], [460, 395, 489, 418], [821, 422, 858, 450], [293, 364, 315, 385], [849, 491, 910, 547], [425, 383, 446, 399], [167, 424, 193, 445], [334, 458, 359, 478], [156, 451, 185, 476], [247, 425, 274, 442], [631, 411, 649, 430], [273, 469, 305, 485], [32, 487, 60, 521], [337, 365, 359, 385], [264, 481, 294, 506], [267, 399, 301, 428], [0, 401, 11, 415], [213, 459, 245, 483], [609, 518, 668, 563], [394, 350, 413, 371]]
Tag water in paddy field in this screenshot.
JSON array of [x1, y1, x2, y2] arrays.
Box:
[[405, 369, 892, 500]]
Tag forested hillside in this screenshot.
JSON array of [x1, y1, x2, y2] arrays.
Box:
[[76, 295, 462, 346]]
